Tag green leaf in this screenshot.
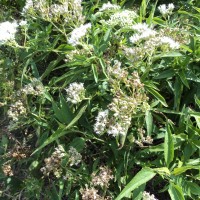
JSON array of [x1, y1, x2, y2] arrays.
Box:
[[41, 56, 64, 80], [145, 86, 167, 107], [146, 0, 158, 25], [68, 137, 85, 152], [56, 44, 74, 52], [99, 58, 108, 78], [178, 70, 190, 88], [115, 168, 156, 200], [185, 182, 200, 196], [168, 183, 185, 200], [52, 95, 74, 124], [60, 95, 74, 124], [164, 124, 174, 167], [30, 62, 40, 78], [154, 69, 175, 79], [155, 51, 183, 58], [174, 77, 183, 111], [172, 165, 200, 175], [92, 64, 98, 83], [31, 104, 88, 155], [145, 110, 153, 136]]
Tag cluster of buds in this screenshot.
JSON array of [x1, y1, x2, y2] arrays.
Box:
[[40, 145, 66, 178], [91, 166, 114, 188], [7, 100, 26, 122]]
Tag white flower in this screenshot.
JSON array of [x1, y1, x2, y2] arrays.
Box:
[[99, 1, 120, 12], [158, 3, 174, 16], [106, 10, 137, 27], [94, 110, 109, 134], [68, 23, 91, 46], [143, 191, 158, 200], [132, 23, 149, 32], [0, 21, 18, 45], [160, 36, 180, 49], [168, 3, 175, 11], [130, 23, 156, 43], [19, 20, 27, 26], [7, 100, 26, 121], [107, 121, 129, 137], [65, 82, 85, 104], [22, 0, 34, 14]]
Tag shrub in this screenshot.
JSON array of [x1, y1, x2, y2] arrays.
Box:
[[0, 0, 200, 199]]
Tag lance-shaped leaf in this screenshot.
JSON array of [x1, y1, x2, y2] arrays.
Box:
[[164, 124, 174, 167], [115, 168, 156, 200]]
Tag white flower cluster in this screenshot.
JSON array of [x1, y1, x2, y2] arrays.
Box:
[[7, 100, 26, 121], [19, 79, 44, 96], [107, 60, 128, 80], [68, 23, 91, 46], [94, 110, 109, 134], [94, 64, 148, 137], [0, 21, 18, 45], [68, 146, 82, 166], [106, 10, 137, 27], [94, 105, 132, 137], [143, 191, 158, 200], [22, 0, 33, 14], [125, 23, 180, 60], [49, 2, 69, 16], [19, 20, 27, 26], [99, 1, 120, 12], [130, 23, 156, 43], [159, 36, 180, 49], [158, 3, 175, 16], [65, 82, 85, 104], [40, 145, 66, 178]]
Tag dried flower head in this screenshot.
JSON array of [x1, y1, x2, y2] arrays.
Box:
[[80, 187, 101, 200], [91, 166, 114, 188], [40, 145, 66, 178], [2, 164, 13, 176]]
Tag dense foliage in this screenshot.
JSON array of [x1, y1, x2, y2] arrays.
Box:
[[0, 0, 200, 199]]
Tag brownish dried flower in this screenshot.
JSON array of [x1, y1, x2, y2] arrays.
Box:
[[2, 164, 13, 176], [91, 166, 114, 188]]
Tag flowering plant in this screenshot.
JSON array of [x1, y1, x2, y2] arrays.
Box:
[[0, 0, 200, 199]]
